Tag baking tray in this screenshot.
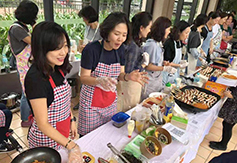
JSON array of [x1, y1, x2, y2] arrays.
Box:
[[212, 59, 229, 68], [194, 66, 225, 78], [173, 86, 221, 113]]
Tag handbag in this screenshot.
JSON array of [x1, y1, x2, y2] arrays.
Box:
[[220, 40, 228, 50]]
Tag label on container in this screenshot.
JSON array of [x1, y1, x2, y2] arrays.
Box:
[[164, 106, 173, 116]]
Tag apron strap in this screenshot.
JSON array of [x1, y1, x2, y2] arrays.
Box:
[[48, 69, 65, 89]]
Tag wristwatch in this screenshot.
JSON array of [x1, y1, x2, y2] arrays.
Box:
[[70, 116, 76, 122]]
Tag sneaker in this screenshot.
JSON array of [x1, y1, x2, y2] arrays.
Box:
[[209, 141, 227, 150], [21, 120, 32, 127], [0, 141, 15, 153]]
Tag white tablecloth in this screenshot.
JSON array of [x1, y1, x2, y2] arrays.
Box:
[[58, 97, 226, 163]]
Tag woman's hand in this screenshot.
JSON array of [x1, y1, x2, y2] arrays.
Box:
[[224, 90, 233, 98], [70, 121, 77, 140], [68, 144, 83, 163], [163, 61, 170, 66], [95, 77, 117, 92], [127, 70, 149, 86]]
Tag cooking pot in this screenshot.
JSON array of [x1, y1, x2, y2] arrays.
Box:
[[1, 92, 19, 107]]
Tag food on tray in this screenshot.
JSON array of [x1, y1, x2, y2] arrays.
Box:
[[222, 74, 237, 80], [198, 67, 223, 78], [145, 139, 159, 155], [142, 97, 161, 107], [216, 57, 228, 62], [32, 161, 46, 163], [174, 88, 217, 108]]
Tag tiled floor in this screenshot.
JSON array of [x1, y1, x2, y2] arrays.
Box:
[[1, 94, 236, 162]]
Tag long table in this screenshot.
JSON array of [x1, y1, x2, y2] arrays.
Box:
[[58, 97, 226, 163]]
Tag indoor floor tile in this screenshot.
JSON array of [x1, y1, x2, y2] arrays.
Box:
[[197, 146, 212, 159], [190, 155, 206, 163], [206, 152, 219, 162]]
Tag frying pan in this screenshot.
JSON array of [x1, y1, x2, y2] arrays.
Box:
[[11, 147, 61, 163], [7, 132, 61, 163]]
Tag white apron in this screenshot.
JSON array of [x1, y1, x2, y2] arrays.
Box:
[[187, 33, 203, 75], [163, 41, 182, 84]]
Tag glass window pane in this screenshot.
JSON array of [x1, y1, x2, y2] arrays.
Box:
[[53, 0, 89, 41], [129, 0, 146, 19], [99, 0, 123, 21]]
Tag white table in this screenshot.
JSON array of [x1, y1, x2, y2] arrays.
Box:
[[58, 97, 226, 163]]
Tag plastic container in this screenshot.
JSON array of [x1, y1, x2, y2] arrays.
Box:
[[111, 112, 130, 128], [163, 82, 172, 94], [127, 120, 135, 138], [2, 54, 10, 73], [164, 95, 174, 122]]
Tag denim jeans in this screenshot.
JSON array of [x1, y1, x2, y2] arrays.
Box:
[[20, 92, 31, 121]]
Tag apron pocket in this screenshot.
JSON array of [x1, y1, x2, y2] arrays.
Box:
[[91, 87, 116, 108], [56, 116, 70, 138]]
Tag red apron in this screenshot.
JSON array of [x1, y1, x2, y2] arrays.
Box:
[[0, 110, 5, 127], [28, 70, 71, 150], [78, 41, 121, 135]]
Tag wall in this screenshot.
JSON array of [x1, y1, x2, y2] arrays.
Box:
[[152, 0, 175, 21], [206, 0, 219, 15]]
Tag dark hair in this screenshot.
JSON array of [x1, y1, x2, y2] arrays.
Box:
[[227, 14, 234, 21], [191, 14, 208, 31], [149, 16, 171, 42], [170, 20, 190, 41], [100, 12, 130, 44], [14, 0, 38, 25], [131, 12, 152, 46], [231, 10, 236, 15], [219, 12, 228, 18], [208, 11, 220, 20], [31, 21, 72, 78], [78, 6, 98, 23]]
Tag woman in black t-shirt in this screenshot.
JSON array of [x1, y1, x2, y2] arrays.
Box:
[[78, 12, 148, 136], [25, 22, 83, 162]]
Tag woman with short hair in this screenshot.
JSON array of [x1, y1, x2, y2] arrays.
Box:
[[141, 16, 176, 100], [78, 12, 148, 136], [78, 6, 101, 46], [8, 0, 38, 127], [119, 11, 152, 112], [163, 20, 190, 84]]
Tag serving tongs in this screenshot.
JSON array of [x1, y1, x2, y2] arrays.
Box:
[[107, 143, 130, 163]]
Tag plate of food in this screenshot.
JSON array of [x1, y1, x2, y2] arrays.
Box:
[[172, 86, 220, 113], [197, 67, 224, 79], [222, 73, 237, 80], [143, 93, 167, 108]]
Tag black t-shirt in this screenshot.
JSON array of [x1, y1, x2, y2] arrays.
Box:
[[81, 40, 125, 72], [25, 63, 65, 109], [163, 38, 182, 62], [201, 25, 212, 40]]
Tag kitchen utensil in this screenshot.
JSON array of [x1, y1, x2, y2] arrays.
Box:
[[107, 143, 130, 163], [8, 131, 61, 163]]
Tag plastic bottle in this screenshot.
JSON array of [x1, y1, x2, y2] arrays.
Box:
[[70, 40, 77, 62], [2, 54, 10, 73], [163, 82, 172, 94], [127, 120, 135, 138], [164, 95, 175, 122]]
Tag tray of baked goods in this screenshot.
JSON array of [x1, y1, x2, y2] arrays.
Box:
[[172, 86, 220, 113], [196, 66, 225, 79]]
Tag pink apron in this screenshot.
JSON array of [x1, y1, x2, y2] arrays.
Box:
[[28, 69, 71, 150], [8, 23, 31, 93], [0, 110, 5, 127], [78, 41, 121, 135]]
